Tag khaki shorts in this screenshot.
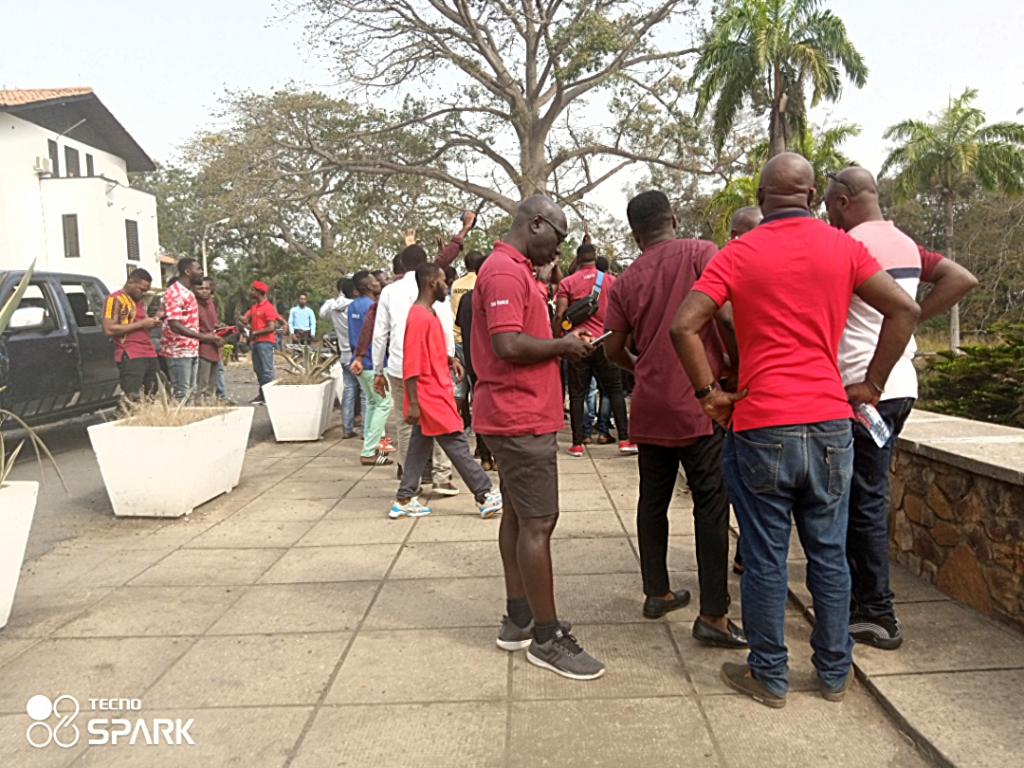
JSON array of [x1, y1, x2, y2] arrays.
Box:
[[484, 432, 559, 519]]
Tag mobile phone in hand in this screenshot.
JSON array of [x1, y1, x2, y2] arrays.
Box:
[[589, 331, 612, 347]]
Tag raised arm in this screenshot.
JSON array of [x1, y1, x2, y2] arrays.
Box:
[[918, 257, 978, 323]]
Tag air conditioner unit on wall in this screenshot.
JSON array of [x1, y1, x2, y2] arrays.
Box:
[[34, 157, 53, 175]]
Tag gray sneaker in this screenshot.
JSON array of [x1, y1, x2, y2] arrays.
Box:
[[526, 627, 605, 680], [496, 617, 573, 651]]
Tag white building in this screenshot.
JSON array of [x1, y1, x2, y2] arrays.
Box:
[[0, 87, 160, 292]]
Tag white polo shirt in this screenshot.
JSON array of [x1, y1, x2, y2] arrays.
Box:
[[838, 220, 921, 401]]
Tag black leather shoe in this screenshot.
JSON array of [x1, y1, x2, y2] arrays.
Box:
[[643, 590, 691, 619], [692, 617, 748, 648]]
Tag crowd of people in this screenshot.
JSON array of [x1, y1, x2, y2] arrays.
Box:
[[101, 152, 979, 697]]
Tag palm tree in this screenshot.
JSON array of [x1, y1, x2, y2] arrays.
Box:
[[706, 122, 859, 244], [690, 0, 868, 158], [882, 88, 1024, 348]]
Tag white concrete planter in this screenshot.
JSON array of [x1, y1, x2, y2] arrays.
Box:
[[0, 481, 39, 628], [88, 408, 254, 518], [264, 379, 335, 442]]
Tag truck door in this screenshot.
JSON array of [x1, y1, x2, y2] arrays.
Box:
[[0, 276, 82, 421], [56, 278, 119, 405]]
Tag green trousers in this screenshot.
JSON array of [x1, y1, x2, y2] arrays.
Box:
[[356, 369, 393, 457]]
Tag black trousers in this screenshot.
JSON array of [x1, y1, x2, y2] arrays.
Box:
[[637, 430, 731, 615], [567, 346, 629, 445], [118, 355, 161, 399], [847, 397, 915, 619]]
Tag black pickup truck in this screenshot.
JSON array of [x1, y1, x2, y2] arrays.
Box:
[[0, 271, 120, 426]]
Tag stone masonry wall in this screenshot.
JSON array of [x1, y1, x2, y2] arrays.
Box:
[[889, 449, 1024, 632]]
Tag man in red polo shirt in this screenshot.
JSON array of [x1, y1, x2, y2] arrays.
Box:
[[553, 240, 634, 457], [472, 194, 605, 681], [604, 190, 746, 651], [238, 280, 285, 405], [391, 262, 502, 519], [101, 268, 163, 399], [671, 153, 919, 708]]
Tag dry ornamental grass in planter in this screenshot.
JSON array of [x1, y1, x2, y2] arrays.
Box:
[[264, 344, 340, 442], [88, 386, 253, 518]]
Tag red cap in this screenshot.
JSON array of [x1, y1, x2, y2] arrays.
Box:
[[252, 280, 268, 293]]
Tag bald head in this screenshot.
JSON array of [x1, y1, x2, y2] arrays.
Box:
[[505, 194, 567, 267], [757, 153, 815, 215], [824, 166, 883, 232], [730, 206, 763, 239]]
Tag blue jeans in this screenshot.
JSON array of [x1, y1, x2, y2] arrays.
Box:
[[163, 356, 198, 400], [848, 397, 915, 619], [722, 420, 855, 696], [216, 360, 226, 399], [252, 341, 275, 397], [340, 363, 365, 434]]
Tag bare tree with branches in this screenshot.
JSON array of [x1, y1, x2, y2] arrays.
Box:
[[291, 0, 728, 214]]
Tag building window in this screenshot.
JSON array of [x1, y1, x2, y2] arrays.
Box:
[[65, 147, 81, 178], [125, 220, 140, 261], [86, 154, 94, 177], [48, 140, 60, 177], [63, 214, 80, 258]]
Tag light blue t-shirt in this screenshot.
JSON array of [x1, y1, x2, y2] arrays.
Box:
[[288, 305, 317, 333]]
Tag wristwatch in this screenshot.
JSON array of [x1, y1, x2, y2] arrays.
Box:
[[694, 382, 718, 399]]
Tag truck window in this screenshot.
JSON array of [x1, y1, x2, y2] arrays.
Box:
[[59, 281, 106, 329], [2, 284, 57, 334]]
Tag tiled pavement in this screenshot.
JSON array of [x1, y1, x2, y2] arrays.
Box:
[[2, 422, 941, 767]]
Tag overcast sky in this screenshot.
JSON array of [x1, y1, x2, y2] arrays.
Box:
[[3, 0, 1022, 218]]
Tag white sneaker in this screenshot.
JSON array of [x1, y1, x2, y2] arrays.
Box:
[[477, 490, 502, 519], [389, 497, 432, 519]]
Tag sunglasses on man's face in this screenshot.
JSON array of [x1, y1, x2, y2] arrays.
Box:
[[537, 215, 568, 244]]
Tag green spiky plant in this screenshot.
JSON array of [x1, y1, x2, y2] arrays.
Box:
[[0, 262, 68, 490], [274, 343, 339, 386]]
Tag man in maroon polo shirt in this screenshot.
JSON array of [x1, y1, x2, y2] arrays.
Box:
[[553, 240, 634, 457], [603, 191, 746, 649], [101, 268, 163, 399], [194, 277, 223, 398], [472, 194, 605, 681]]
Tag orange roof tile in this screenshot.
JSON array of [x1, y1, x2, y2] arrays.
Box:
[[0, 87, 94, 107]]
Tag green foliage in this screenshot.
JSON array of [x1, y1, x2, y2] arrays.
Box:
[[690, 0, 867, 156], [882, 88, 1024, 205], [919, 325, 1024, 427], [274, 343, 339, 385], [0, 261, 66, 491], [0, 260, 35, 333], [704, 121, 859, 244]]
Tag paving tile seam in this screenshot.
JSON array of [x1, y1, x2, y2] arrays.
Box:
[[1, 586, 118, 644], [662, 604, 729, 767], [787, 584, 951, 768], [855, 673, 958, 768], [867, 665, 1024, 677], [280, 502, 422, 768], [503, 650, 514, 768], [0, 637, 43, 670]]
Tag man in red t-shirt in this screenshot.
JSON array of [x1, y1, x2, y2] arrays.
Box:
[[671, 153, 920, 708], [391, 263, 501, 520], [604, 191, 745, 650], [238, 280, 285, 404], [472, 195, 605, 681], [101, 268, 163, 399], [553, 241, 634, 456]]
